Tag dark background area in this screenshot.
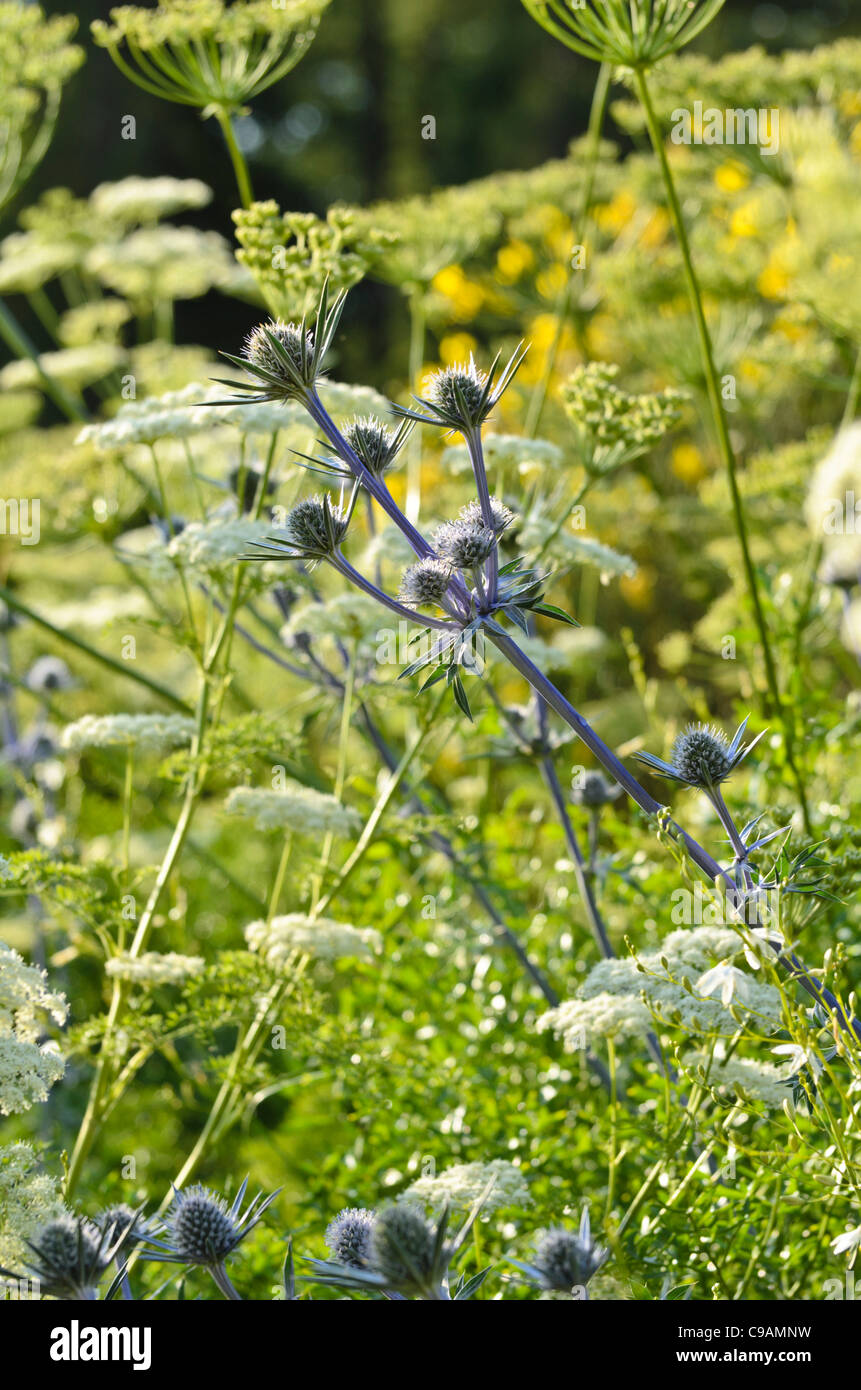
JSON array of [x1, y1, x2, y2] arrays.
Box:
[[16, 0, 861, 380]]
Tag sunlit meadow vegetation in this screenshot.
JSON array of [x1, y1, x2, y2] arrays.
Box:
[[0, 0, 860, 1302]]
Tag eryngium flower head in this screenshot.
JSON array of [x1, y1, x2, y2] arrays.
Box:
[[368, 1204, 440, 1292], [636, 717, 765, 791], [342, 415, 411, 477], [458, 496, 516, 535], [393, 343, 527, 434], [250, 494, 348, 565], [399, 557, 453, 607], [95, 1204, 151, 1256], [244, 319, 315, 391], [325, 1207, 375, 1267], [217, 281, 346, 407], [433, 519, 496, 569], [144, 1178, 279, 1269], [572, 770, 620, 808], [531, 1223, 606, 1292], [12, 1214, 116, 1298]]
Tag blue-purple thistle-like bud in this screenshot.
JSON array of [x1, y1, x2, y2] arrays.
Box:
[[459, 496, 516, 535], [243, 319, 315, 388], [368, 1204, 439, 1289], [671, 724, 733, 787], [532, 1227, 604, 1292], [282, 495, 349, 561], [434, 518, 496, 569], [342, 416, 407, 477], [399, 557, 454, 607], [164, 1186, 241, 1267], [325, 1207, 376, 1267], [19, 1214, 113, 1298], [428, 359, 489, 425]]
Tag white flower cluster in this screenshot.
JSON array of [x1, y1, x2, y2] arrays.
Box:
[[0, 344, 124, 393], [681, 1046, 791, 1110], [399, 1159, 533, 1215], [89, 176, 213, 224], [514, 626, 606, 674], [226, 784, 361, 837], [86, 225, 240, 302], [0, 1142, 66, 1273], [518, 515, 637, 577], [537, 926, 783, 1049], [163, 517, 278, 577], [245, 914, 382, 966], [61, 713, 196, 754], [105, 952, 205, 986], [76, 383, 305, 449], [282, 594, 385, 648], [0, 945, 67, 1116]]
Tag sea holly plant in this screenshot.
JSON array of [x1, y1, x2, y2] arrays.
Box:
[[522, 0, 813, 836], [217, 285, 860, 1051]]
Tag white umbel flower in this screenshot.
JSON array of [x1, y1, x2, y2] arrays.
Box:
[[105, 952, 205, 986], [61, 714, 196, 754], [225, 784, 361, 837], [245, 914, 382, 966], [399, 1159, 532, 1216]]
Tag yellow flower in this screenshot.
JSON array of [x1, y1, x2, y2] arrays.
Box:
[[620, 568, 655, 610], [672, 442, 706, 485], [496, 239, 535, 284], [595, 190, 636, 234], [757, 261, 790, 300], [535, 263, 568, 300], [640, 208, 669, 249], [714, 161, 750, 193], [431, 264, 483, 320], [439, 332, 478, 365], [730, 200, 760, 238]]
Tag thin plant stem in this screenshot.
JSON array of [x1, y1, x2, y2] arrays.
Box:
[[634, 65, 811, 834], [214, 107, 253, 208], [405, 292, 426, 523]]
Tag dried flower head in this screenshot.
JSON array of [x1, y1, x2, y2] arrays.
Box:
[[399, 557, 454, 607], [433, 518, 496, 569], [325, 1207, 375, 1267]]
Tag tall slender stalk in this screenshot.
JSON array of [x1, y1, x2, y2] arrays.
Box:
[[214, 107, 254, 209], [633, 67, 811, 834]]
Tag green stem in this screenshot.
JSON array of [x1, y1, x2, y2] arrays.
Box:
[[214, 107, 254, 209], [0, 296, 86, 422], [634, 66, 811, 834], [0, 585, 193, 713]]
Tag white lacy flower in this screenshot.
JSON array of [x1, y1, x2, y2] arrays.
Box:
[[282, 594, 386, 648], [317, 380, 392, 419], [537, 992, 653, 1047], [0, 1143, 66, 1272], [105, 952, 205, 985], [90, 176, 212, 224], [0, 344, 124, 392], [682, 1046, 791, 1109], [76, 382, 306, 449], [0, 944, 67, 1040], [61, 714, 196, 754], [0, 1037, 65, 1116], [86, 225, 238, 301], [164, 517, 278, 575], [696, 963, 754, 1007], [399, 1159, 533, 1215], [245, 914, 382, 966], [226, 784, 361, 836]]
